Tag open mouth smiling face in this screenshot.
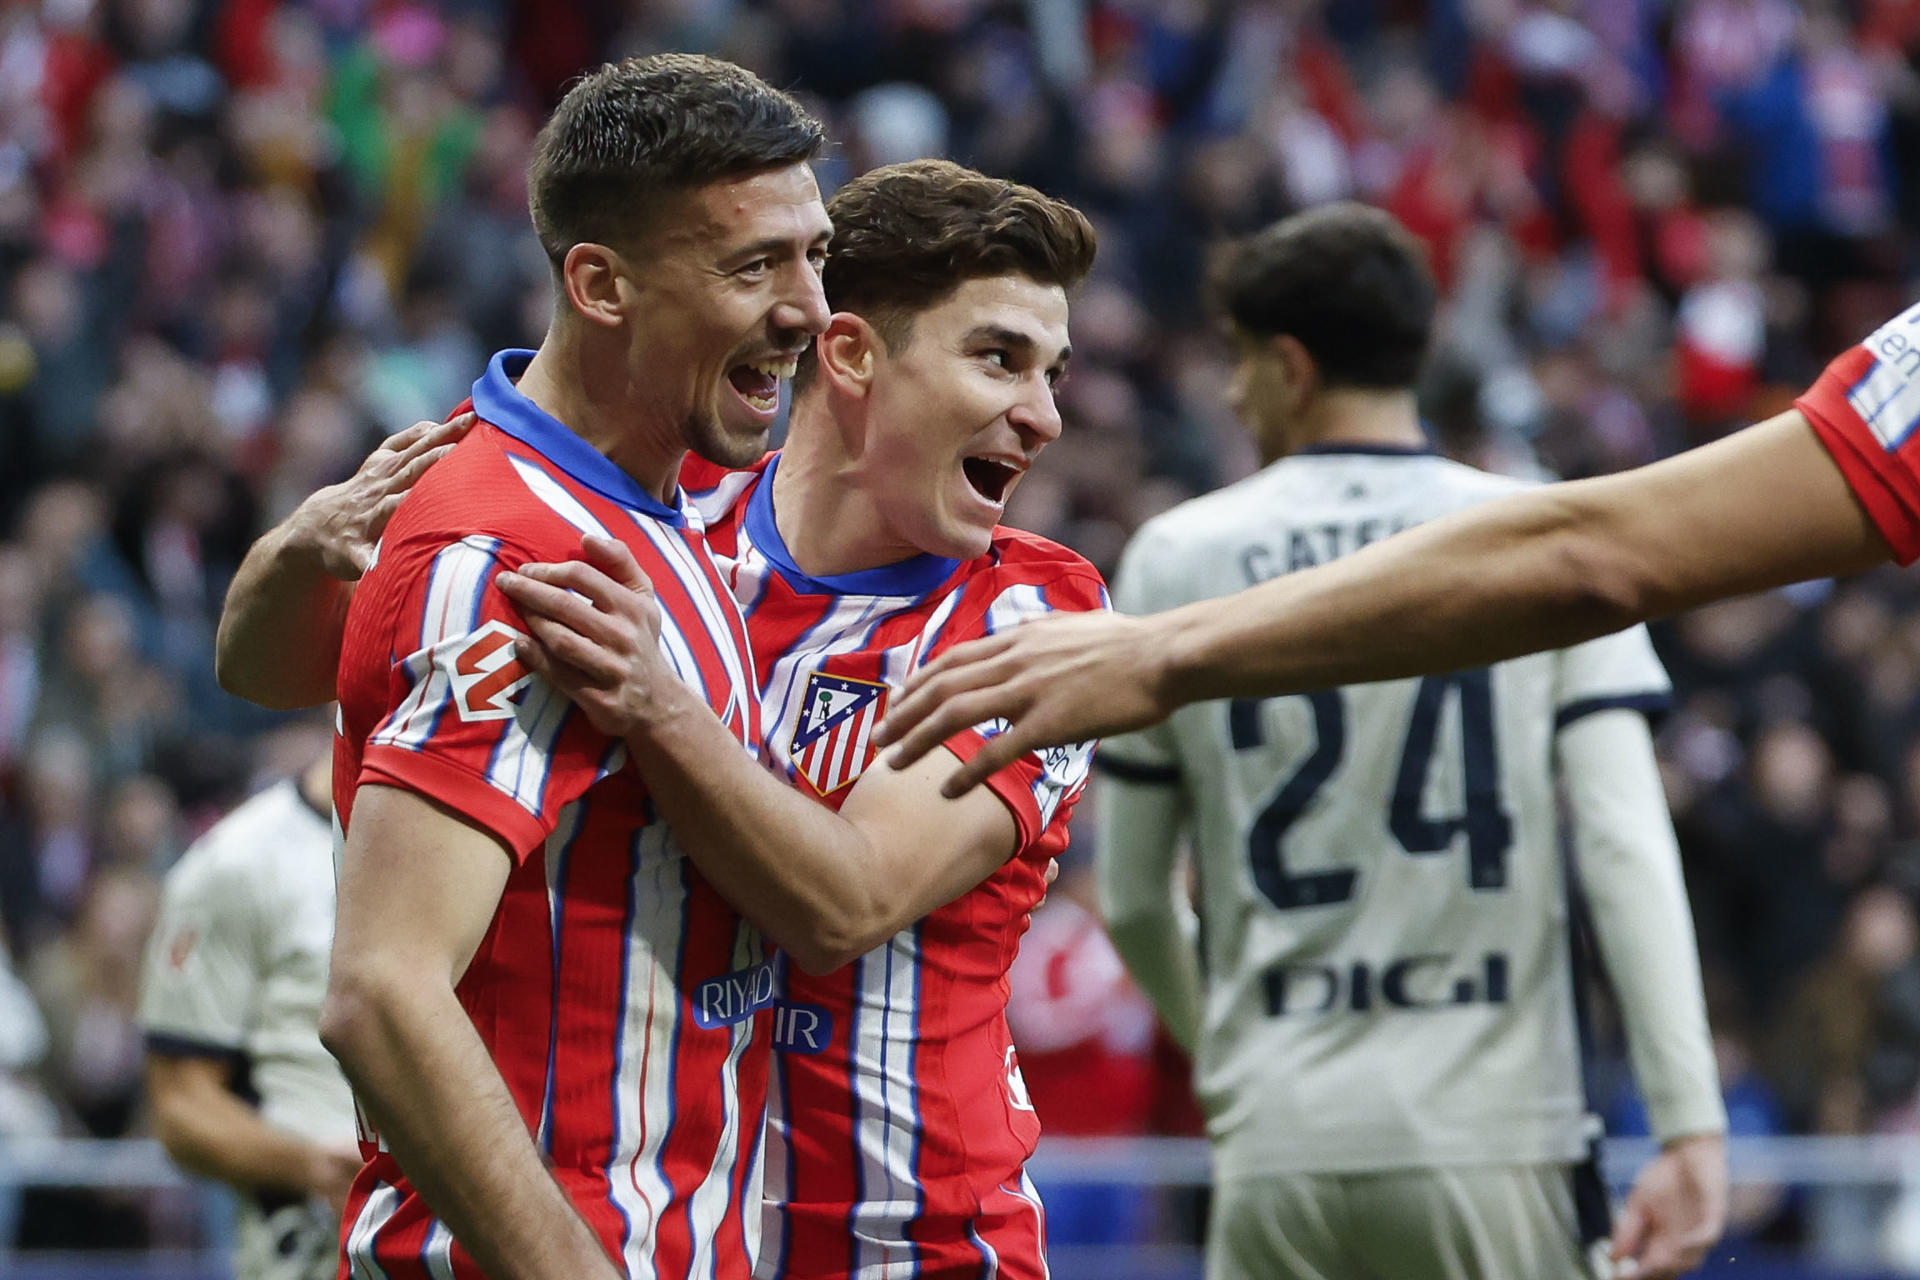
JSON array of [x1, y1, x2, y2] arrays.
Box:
[[863, 273, 1072, 560], [961, 455, 1024, 506], [727, 353, 803, 417]]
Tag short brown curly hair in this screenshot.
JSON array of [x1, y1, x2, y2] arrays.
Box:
[[795, 160, 1097, 390]]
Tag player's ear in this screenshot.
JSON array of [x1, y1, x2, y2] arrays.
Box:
[[816, 313, 879, 399], [1271, 333, 1318, 406], [559, 243, 631, 328]]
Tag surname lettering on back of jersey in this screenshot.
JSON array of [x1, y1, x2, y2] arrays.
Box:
[[1241, 517, 1411, 583]]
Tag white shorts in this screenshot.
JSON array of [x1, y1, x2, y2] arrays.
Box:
[[1207, 1163, 1612, 1280]]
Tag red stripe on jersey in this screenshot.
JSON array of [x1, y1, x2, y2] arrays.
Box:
[[1797, 341, 1920, 564]]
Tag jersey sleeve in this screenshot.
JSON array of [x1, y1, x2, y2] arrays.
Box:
[[1794, 304, 1920, 565], [139, 846, 261, 1057], [930, 569, 1109, 850], [1095, 521, 1183, 785], [1552, 622, 1672, 731], [356, 533, 618, 860]]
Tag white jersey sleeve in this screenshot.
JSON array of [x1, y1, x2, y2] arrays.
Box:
[[1098, 520, 1183, 781], [1551, 624, 1672, 728], [140, 840, 265, 1056], [1559, 710, 1727, 1142]]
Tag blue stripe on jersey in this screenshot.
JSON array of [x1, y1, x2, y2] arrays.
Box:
[[877, 940, 904, 1258], [474, 350, 685, 526], [605, 827, 646, 1257], [1093, 752, 1182, 785], [419, 540, 497, 750], [733, 549, 774, 625], [915, 581, 976, 668], [355, 1180, 399, 1280], [772, 954, 798, 1280], [419, 1217, 453, 1280], [968, 1219, 1000, 1280], [1294, 441, 1436, 457], [1553, 691, 1672, 731], [663, 855, 696, 1265], [745, 455, 959, 596], [843, 951, 868, 1279], [538, 790, 595, 1153], [905, 921, 926, 1240], [1846, 361, 1920, 451]]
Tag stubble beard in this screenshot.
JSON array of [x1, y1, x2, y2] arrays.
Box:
[[682, 407, 773, 470]]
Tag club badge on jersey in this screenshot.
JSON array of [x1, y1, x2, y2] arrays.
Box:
[[791, 671, 889, 796]]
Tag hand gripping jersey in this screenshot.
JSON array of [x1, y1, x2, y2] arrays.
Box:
[[333, 352, 769, 1280], [139, 779, 357, 1280], [684, 454, 1106, 1280], [1101, 446, 1672, 1178], [1797, 300, 1920, 563]]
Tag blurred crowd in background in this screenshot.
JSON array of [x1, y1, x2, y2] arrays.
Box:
[[8, 0, 1920, 1259]]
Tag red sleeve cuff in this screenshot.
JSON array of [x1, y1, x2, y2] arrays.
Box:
[[942, 728, 1043, 849], [1797, 394, 1920, 565], [360, 744, 552, 862]]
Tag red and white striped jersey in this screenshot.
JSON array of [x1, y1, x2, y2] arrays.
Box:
[[685, 453, 1108, 1280], [332, 351, 771, 1280], [1797, 300, 1920, 564]]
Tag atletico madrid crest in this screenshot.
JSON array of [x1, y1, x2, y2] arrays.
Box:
[[791, 671, 890, 795]]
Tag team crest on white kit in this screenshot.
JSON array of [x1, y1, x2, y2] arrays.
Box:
[[790, 671, 891, 795]]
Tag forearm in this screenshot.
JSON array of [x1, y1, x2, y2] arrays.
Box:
[[319, 976, 618, 1280], [1105, 915, 1203, 1051], [625, 685, 889, 972], [1562, 713, 1726, 1141], [151, 1085, 335, 1198], [216, 519, 354, 709], [1158, 413, 1888, 704]]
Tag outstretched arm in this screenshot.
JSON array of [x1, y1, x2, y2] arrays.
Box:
[[878, 410, 1891, 796], [495, 539, 1044, 975], [216, 417, 471, 708]]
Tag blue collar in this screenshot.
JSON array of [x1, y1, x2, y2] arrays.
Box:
[[1295, 441, 1435, 457], [472, 349, 685, 526], [744, 454, 963, 597]]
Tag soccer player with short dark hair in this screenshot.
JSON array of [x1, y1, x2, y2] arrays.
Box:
[[1098, 201, 1726, 1280], [306, 54, 832, 1280]]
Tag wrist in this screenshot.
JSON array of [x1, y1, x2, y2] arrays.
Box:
[[1153, 605, 1212, 709], [1660, 1129, 1727, 1151], [274, 502, 338, 576], [620, 677, 706, 758]]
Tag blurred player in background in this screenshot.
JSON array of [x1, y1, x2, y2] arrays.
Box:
[[1095, 204, 1727, 1280], [138, 751, 358, 1280], [222, 157, 1104, 1279]]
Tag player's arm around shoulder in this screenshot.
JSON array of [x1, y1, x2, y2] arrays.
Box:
[[319, 783, 622, 1280], [499, 536, 1108, 973], [216, 416, 472, 709]]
